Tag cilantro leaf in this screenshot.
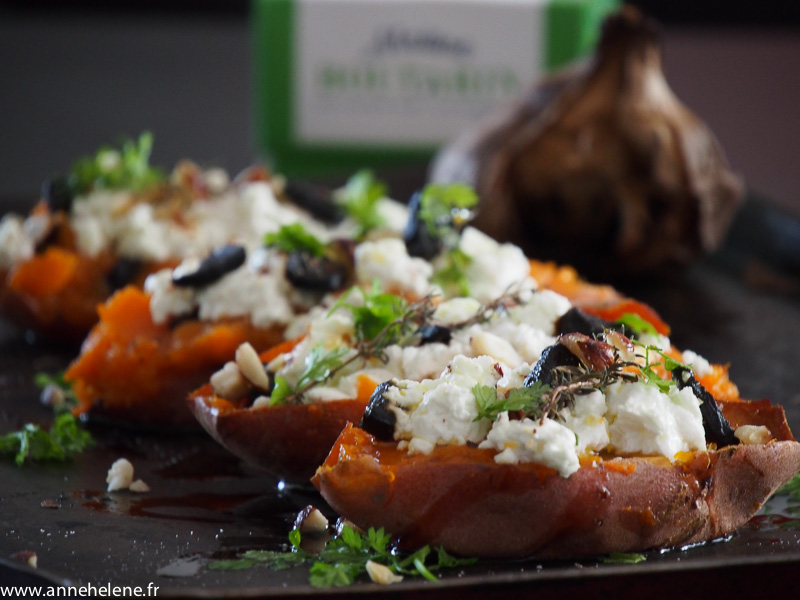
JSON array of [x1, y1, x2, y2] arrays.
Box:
[[330, 283, 411, 344], [615, 312, 658, 337], [336, 170, 388, 238], [296, 345, 351, 390], [473, 382, 549, 422], [417, 183, 478, 236], [779, 473, 800, 502], [264, 223, 325, 256], [601, 552, 646, 564], [69, 132, 165, 195], [34, 371, 78, 412], [207, 558, 259, 571], [0, 413, 93, 466], [432, 248, 472, 297], [269, 375, 293, 406], [309, 562, 358, 587]]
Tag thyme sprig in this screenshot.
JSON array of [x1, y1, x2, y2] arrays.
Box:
[[282, 294, 437, 404]]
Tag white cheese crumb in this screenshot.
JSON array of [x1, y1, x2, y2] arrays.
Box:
[[457, 227, 534, 302], [479, 412, 580, 477], [681, 350, 714, 378], [606, 381, 706, 458], [355, 238, 433, 299], [0, 215, 35, 269]]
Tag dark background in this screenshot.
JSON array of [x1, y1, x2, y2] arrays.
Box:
[[1, 1, 799, 216]]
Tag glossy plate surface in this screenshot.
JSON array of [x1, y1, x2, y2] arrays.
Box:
[[2, 254, 800, 598]]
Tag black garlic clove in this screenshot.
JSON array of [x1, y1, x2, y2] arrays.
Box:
[[107, 258, 143, 292], [360, 381, 397, 441], [403, 191, 443, 260], [524, 343, 581, 389], [416, 324, 452, 346], [673, 366, 738, 447], [172, 244, 246, 288], [286, 252, 348, 292], [556, 308, 613, 337], [284, 180, 345, 224], [41, 176, 74, 213]]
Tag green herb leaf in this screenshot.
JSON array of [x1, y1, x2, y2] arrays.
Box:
[[309, 562, 358, 588], [0, 413, 93, 466], [432, 248, 472, 297], [330, 283, 411, 344], [435, 546, 478, 569], [615, 313, 658, 337], [34, 371, 78, 412], [269, 376, 293, 406], [240, 550, 309, 570], [778, 473, 800, 502], [264, 223, 325, 256], [473, 382, 550, 422], [207, 559, 259, 571], [69, 132, 165, 195], [417, 183, 479, 236], [336, 170, 388, 238], [601, 552, 647, 564], [296, 345, 351, 390]]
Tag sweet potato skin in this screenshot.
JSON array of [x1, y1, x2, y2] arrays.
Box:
[[189, 387, 368, 482], [314, 401, 800, 559]]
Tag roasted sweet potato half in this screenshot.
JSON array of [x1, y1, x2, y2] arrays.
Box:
[[189, 387, 368, 482], [314, 399, 800, 559], [65, 286, 285, 427]]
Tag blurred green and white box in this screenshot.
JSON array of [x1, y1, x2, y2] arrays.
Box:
[[253, 0, 618, 176]]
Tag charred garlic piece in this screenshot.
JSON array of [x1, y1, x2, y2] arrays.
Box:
[[285, 239, 354, 292], [172, 244, 246, 288], [283, 179, 345, 224], [431, 7, 744, 277], [402, 184, 478, 260], [673, 366, 738, 447], [294, 505, 329, 533], [360, 381, 397, 441]]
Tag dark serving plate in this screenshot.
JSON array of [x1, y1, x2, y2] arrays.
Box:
[[2, 241, 800, 599]]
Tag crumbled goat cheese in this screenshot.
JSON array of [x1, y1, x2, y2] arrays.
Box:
[[560, 390, 610, 454], [479, 412, 581, 477], [606, 381, 706, 458], [0, 215, 34, 269], [386, 355, 498, 454], [355, 238, 433, 299], [681, 350, 714, 378], [457, 227, 535, 303]]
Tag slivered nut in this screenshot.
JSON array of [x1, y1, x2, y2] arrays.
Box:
[[129, 479, 150, 493], [211, 361, 251, 399], [294, 505, 329, 533], [734, 425, 772, 445], [366, 560, 403, 585], [235, 343, 271, 391], [470, 331, 523, 367]]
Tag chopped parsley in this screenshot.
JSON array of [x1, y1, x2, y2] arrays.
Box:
[[615, 312, 658, 337], [207, 525, 477, 588], [296, 345, 352, 391], [472, 383, 550, 422], [329, 282, 413, 344], [416, 183, 478, 236], [601, 552, 646, 565], [335, 170, 388, 238], [0, 412, 93, 466], [69, 131, 165, 195], [264, 223, 325, 256], [432, 247, 472, 297]]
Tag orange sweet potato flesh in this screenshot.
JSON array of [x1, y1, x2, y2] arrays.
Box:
[[314, 398, 800, 559], [65, 286, 285, 427], [189, 385, 369, 482]]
